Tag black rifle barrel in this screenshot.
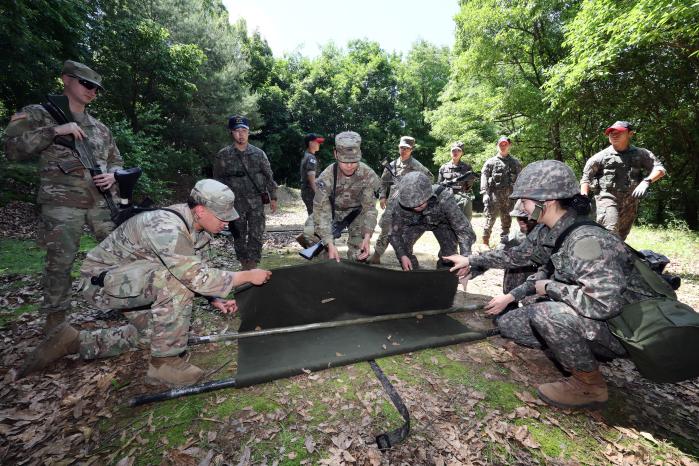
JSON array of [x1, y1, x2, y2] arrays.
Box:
[[128, 377, 237, 407], [188, 305, 483, 346]]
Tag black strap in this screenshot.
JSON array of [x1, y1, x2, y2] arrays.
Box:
[[330, 162, 338, 221], [369, 360, 410, 451], [552, 219, 601, 254], [238, 151, 263, 195], [158, 208, 191, 233]]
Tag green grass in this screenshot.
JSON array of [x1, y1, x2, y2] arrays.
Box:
[[0, 303, 38, 326], [626, 224, 699, 270], [0, 239, 44, 276]]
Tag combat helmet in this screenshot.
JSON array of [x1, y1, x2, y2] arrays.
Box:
[[510, 160, 579, 200], [398, 172, 433, 208]]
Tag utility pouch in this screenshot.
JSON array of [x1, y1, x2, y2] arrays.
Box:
[[57, 159, 85, 174]]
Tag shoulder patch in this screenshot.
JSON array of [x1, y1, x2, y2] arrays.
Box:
[[10, 112, 27, 122], [572, 236, 603, 260]]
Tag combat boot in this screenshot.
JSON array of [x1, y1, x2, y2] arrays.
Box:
[[482, 234, 490, 247], [18, 323, 80, 378], [44, 310, 66, 333], [295, 233, 312, 249], [368, 252, 381, 265], [146, 355, 205, 386], [537, 369, 608, 409]]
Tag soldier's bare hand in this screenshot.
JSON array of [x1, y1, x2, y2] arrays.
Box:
[[245, 269, 272, 285], [484, 294, 514, 316], [54, 122, 86, 140], [535, 280, 551, 296], [400, 256, 413, 271], [93, 173, 116, 189], [379, 198, 387, 210], [327, 243, 341, 262], [211, 298, 238, 314], [357, 237, 371, 261], [444, 254, 469, 272], [270, 199, 278, 213]]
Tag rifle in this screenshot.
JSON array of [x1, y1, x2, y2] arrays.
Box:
[[440, 170, 479, 191], [41, 94, 142, 225], [299, 207, 362, 259]]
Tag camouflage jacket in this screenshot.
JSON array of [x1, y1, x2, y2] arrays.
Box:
[[299, 150, 319, 191], [81, 204, 236, 298], [379, 156, 432, 199], [480, 154, 521, 196], [313, 162, 381, 245], [438, 159, 475, 194], [3, 104, 123, 208], [580, 145, 665, 195], [213, 143, 277, 212], [389, 186, 476, 258]]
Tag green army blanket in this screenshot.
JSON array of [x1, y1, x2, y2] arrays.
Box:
[[233, 260, 488, 387]]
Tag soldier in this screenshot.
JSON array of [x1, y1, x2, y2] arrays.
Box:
[[438, 141, 476, 221], [313, 131, 381, 262], [213, 115, 278, 270], [2, 60, 122, 334], [389, 172, 475, 271], [580, 120, 666, 240], [369, 136, 432, 264], [448, 160, 667, 409], [19, 180, 272, 386], [296, 133, 324, 249], [480, 136, 522, 246]]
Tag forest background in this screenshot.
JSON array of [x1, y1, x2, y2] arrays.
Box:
[[1, 0, 697, 229]]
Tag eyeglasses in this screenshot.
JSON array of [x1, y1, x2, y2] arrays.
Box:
[[70, 75, 100, 92]]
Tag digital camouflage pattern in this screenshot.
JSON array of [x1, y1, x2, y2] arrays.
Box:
[[213, 143, 277, 263], [439, 159, 475, 221], [80, 204, 237, 357], [299, 150, 319, 213], [510, 160, 579, 201], [398, 172, 435, 209], [497, 210, 663, 372], [389, 186, 476, 268], [481, 154, 522, 241], [581, 145, 665, 240], [3, 105, 123, 314], [313, 162, 381, 259]]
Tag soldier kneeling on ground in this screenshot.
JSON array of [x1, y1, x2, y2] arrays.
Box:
[[19, 180, 272, 386]]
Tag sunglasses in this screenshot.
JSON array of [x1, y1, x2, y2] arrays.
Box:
[[71, 75, 100, 92]]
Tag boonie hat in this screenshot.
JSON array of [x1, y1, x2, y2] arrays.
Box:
[[398, 136, 416, 148], [228, 115, 250, 130], [604, 121, 633, 135], [335, 131, 362, 163], [61, 60, 104, 90], [190, 179, 239, 221]]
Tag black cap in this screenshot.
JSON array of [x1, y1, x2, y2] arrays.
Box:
[[228, 115, 250, 130], [304, 133, 325, 147]]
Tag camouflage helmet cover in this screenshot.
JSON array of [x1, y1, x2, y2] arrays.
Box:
[[510, 160, 579, 200], [398, 172, 433, 208]]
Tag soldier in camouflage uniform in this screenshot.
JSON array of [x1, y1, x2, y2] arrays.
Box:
[[369, 136, 432, 264], [389, 172, 475, 271], [313, 131, 381, 262], [213, 116, 278, 270], [449, 160, 666, 409], [438, 141, 476, 221], [2, 60, 123, 334], [19, 180, 272, 386], [480, 136, 522, 246], [580, 121, 666, 240]]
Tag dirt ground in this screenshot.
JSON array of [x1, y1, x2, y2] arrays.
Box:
[[1, 191, 698, 465]]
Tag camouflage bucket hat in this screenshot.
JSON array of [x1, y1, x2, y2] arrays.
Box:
[[191, 179, 239, 221], [510, 160, 579, 201], [335, 131, 362, 162], [61, 60, 104, 90], [398, 172, 433, 208], [509, 199, 528, 217]]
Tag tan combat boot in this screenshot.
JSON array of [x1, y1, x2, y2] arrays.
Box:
[[18, 323, 80, 378], [537, 369, 608, 409], [146, 355, 205, 386], [368, 252, 381, 265], [44, 310, 66, 333], [482, 234, 490, 247]]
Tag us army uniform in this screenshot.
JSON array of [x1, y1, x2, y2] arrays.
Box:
[[300, 150, 319, 214], [2, 62, 122, 325], [438, 158, 475, 221], [79, 203, 237, 359], [390, 175, 476, 269], [480, 150, 521, 244], [213, 136, 277, 266], [581, 145, 665, 240]]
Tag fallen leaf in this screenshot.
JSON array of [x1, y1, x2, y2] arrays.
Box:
[[304, 435, 315, 453]]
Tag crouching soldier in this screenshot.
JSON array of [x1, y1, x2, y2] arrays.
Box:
[[389, 172, 476, 271], [19, 179, 272, 386]]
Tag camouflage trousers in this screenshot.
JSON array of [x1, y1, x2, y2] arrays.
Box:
[[391, 223, 459, 269], [503, 265, 537, 296], [454, 192, 473, 222], [483, 192, 514, 241], [595, 192, 639, 241], [301, 189, 314, 215], [79, 260, 194, 359], [39, 204, 114, 314], [230, 206, 266, 263], [315, 209, 371, 261], [497, 301, 626, 371], [373, 201, 396, 256]]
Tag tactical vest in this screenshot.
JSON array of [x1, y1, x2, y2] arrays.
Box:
[[489, 158, 517, 190], [597, 149, 646, 192]]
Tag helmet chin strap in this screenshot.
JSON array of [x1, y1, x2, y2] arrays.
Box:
[[529, 201, 545, 221]]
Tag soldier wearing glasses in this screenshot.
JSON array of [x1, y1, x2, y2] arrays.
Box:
[[3, 60, 123, 334]]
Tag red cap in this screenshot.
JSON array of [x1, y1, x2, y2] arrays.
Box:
[[604, 121, 633, 135]]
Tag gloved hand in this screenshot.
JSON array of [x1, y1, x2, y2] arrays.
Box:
[[482, 193, 489, 204], [632, 179, 651, 198]]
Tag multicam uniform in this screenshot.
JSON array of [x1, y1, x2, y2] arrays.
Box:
[[389, 187, 476, 269], [213, 143, 277, 264], [313, 163, 381, 260], [581, 145, 665, 240], [374, 157, 433, 256], [438, 159, 475, 221], [299, 150, 319, 214], [3, 105, 122, 316], [480, 154, 522, 242], [79, 204, 237, 359]]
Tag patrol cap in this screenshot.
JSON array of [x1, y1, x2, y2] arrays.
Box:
[[604, 120, 633, 135], [335, 131, 362, 162], [398, 136, 416, 148], [190, 179, 239, 221], [304, 133, 325, 146], [497, 136, 512, 145], [228, 115, 250, 130], [61, 60, 104, 90], [509, 199, 528, 217], [451, 141, 465, 152]]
